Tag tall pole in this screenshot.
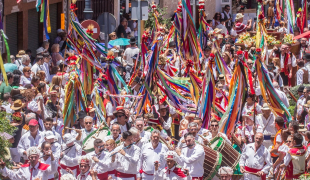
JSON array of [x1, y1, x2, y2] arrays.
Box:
[[193, 0, 196, 25], [84, 0, 93, 20], [137, 0, 141, 49]]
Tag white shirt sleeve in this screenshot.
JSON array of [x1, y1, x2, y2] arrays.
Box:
[[283, 152, 292, 166], [179, 146, 204, 164], [276, 133, 282, 143], [296, 69, 303, 86], [162, 117, 172, 130], [0, 166, 25, 179], [261, 150, 272, 174], [106, 102, 113, 117]]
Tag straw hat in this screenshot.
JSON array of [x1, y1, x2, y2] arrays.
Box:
[[261, 103, 271, 110], [16, 50, 26, 58], [304, 100, 310, 107], [10, 99, 24, 110], [235, 13, 244, 20]]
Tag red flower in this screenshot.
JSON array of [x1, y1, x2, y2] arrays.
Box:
[[70, 4, 77, 10], [107, 55, 115, 60], [210, 53, 215, 58], [256, 48, 262, 52], [258, 13, 264, 20], [86, 29, 93, 35], [237, 51, 243, 55]]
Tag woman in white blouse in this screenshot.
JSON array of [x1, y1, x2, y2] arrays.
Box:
[[20, 66, 32, 87]]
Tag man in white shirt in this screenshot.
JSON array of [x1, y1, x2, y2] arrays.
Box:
[[18, 55, 32, 73], [110, 107, 132, 133], [177, 122, 204, 148], [205, 119, 231, 144], [31, 55, 44, 76], [72, 116, 96, 146], [273, 82, 289, 108], [77, 155, 97, 180], [42, 53, 51, 83], [139, 129, 169, 179], [135, 117, 151, 140], [0, 147, 57, 179], [216, 19, 228, 35], [88, 139, 113, 179], [104, 123, 122, 144], [59, 133, 82, 177], [256, 103, 276, 149], [17, 119, 44, 163], [157, 104, 172, 136], [123, 37, 139, 82], [43, 117, 62, 144], [218, 166, 234, 180], [42, 131, 61, 160], [154, 151, 191, 180], [129, 127, 148, 149], [278, 44, 292, 86], [175, 133, 205, 179], [240, 132, 272, 180], [113, 131, 141, 179], [193, 117, 209, 136]]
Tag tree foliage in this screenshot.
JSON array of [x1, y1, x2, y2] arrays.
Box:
[[0, 111, 16, 167], [144, 5, 172, 30]]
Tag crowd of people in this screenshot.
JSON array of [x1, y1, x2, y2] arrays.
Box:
[[0, 2, 310, 180]]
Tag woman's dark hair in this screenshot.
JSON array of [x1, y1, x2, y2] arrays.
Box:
[[31, 76, 40, 85], [41, 141, 51, 153], [59, 63, 67, 72], [6, 72, 13, 80], [122, 131, 132, 140], [11, 74, 21, 87], [290, 121, 299, 133], [306, 131, 310, 141], [213, 12, 221, 20], [37, 82, 46, 92], [293, 133, 303, 145], [281, 130, 291, 142], [13, 69, 22, 75], [45, 117, 53, 123], [50, 66, 59, 75], [10, 89, 21, 99], [275, 117, 284, 127]]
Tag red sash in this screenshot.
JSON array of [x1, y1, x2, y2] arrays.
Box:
[[281, 53, 290, 76], [139, 169, 153, 175], [285, 146, 306, 179], [192, 178, 203, 180], [165, 167, 187, 178], [244, 166, 266, 180], [108, 170, 116, 175], [57, 162, 80, 179], [97, 172, 109, 179], [115, 170, 136, 179]]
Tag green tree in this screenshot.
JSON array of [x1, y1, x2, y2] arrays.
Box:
[[144, 6, 172, 30], [0, 111, 16, 168]]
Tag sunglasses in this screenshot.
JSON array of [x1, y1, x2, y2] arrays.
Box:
[[286, 140, 292, 143], [116, 114, 124, 118], [85, 122, 93, 125], [211, 125, 218, 127], [27, 70, 31, 73], [96, 145, 104, 149]]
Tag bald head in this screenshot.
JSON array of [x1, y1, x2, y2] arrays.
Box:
[[254, 132, 264, 146], [272, 82, 279, 89]]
